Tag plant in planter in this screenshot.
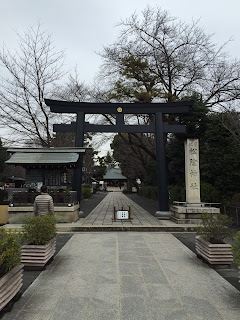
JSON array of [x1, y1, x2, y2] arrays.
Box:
[[0, 228, 23, 311], [0, 190, 9, 225], [232, 231, 240, 282], [21, 214, 57, 269], [196, 212, 233, 268]]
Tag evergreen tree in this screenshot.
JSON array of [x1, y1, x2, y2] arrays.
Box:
[[0, 138, 8, 180]]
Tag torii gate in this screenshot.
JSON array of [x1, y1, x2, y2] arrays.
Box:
[[45, 99, 193, 217]]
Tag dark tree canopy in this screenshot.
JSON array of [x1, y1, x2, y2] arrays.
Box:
[[0, 138, 8, 179]]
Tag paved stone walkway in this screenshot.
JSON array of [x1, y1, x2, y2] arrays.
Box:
[[3, 191, 200, 232], [3, 233, 240, 320], [81, 192, 162, 226]]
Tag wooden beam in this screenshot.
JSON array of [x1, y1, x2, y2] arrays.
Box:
[[45, 99, 193, 114]]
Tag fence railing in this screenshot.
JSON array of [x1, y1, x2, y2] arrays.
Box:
[[12, 191, 78, 207]]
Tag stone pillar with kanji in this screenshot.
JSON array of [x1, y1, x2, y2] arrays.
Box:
[[185, 139, 201, 204]]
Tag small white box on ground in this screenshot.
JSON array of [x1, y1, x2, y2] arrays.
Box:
[[117, 210, 129, 219]]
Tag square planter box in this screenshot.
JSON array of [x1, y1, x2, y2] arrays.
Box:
[[0, 264, 23, 311], [196, 235, 233, 268], [21, 238, 56, 268]]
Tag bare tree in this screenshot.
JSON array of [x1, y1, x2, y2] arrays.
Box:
[[99, 6, 240, 106], [221, 108, 240, 147], [53, 68, 92, 103], [0, 23, 66, 147]]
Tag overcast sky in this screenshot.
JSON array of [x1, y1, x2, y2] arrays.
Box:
[[0, 0, 239, 154], [1, 0, 239, 85]]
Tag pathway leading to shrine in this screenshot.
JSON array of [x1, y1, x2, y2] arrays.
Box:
[[3, 232, 240, 320], [4, 191, 198, 233], [81, 192, 162, 227]]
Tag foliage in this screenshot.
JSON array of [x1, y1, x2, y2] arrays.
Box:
[[92, 163, 107, 181], [122, 189, 133, 194], [232, 193, 240, 203], [104, 151, 116, 168], [166, 94, 209, 186], [21, 215, 57, 245], [168, 185, 185, 204], [138, 186, 158, 201], [101, 6, 240, 198], [101, 6, 240, 107], [196, 213, 232, 244], [200, 112, 240, 199], [0, 190, 8, 202], [0, 228, 21, 277], [0, 138, 8, 179], [232, 232, 240, 265], [221, 109, 240, 149], [167, 96, 240, 202], [142, 158, 157, 186], [111, 133, 155, 187], [200, 182, 220, 203], [81, 184, 92, 200]]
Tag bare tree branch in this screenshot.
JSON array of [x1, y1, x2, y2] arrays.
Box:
[[0, 22, 66, 147]]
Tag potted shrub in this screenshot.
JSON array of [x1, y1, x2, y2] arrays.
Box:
[[196, 212, 233, 268], [232, 231, 240, 282], [21, 214, 57, 269], [0, 228, 23, 311], [0, 190, 9, 225]]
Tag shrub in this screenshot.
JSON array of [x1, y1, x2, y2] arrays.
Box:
[[232, 231, 240, 265], [0, 228, 21, 277], [138, 186, 158, 201], [232, 193, 240, 203], [81, 184, 92, 200], [0, 189, 8, 202], [196, 212, 232, 243], [21, 215, 57, 245], [122, 189, 133, 194], [168, 185, 185, 203], [200, 182, 220, 203]]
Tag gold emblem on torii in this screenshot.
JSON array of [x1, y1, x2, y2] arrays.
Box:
[[117, 107, 122, 113]]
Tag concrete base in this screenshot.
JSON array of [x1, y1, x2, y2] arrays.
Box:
[[171, 216, 203, 224], [8, 204, 80, 223], [170, 202, 220, 224], [155, 211, 173, 220]]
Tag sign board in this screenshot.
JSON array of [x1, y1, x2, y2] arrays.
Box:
[[117, 210, 129, 219]]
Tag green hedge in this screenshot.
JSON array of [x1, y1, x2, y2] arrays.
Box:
[[0, 189, 8, 202], [232, 231, 240, 265], [21, 215, 57, 245], [138, 186, 158, 201], [168, 185, 185, 204], [139, 182, 221, 204], [200, 182, 220, 203], [81, 184, 92, 200], [0, 228, 21, 277]]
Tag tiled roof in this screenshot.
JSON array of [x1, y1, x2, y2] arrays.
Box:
[[103, 168, 127, 180]]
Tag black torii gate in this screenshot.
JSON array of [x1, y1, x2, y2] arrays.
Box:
[[45, 99, 193, 216]]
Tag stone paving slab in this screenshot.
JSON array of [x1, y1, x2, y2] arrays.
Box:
[[3, 232, 240, 320]]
